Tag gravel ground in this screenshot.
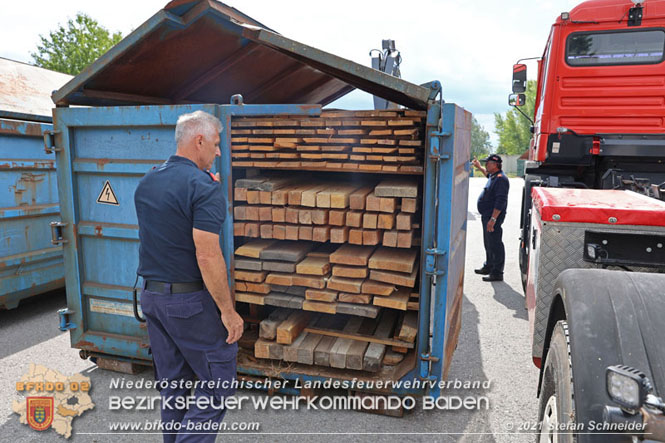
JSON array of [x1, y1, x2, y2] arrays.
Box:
[[0, 177, 539, 442]]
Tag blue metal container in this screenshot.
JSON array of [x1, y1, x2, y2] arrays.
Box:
[[0, 118, 64, 309], [50, 0, 470, 397]]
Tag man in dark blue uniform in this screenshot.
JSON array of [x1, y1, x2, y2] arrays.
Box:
[[134, 110, 243, 442], [472, 154, 510, 282]]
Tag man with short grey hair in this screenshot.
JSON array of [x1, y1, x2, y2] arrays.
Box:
[[135, 110, 243, 442]]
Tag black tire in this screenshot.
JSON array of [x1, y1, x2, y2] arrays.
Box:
[[537, 320, 576, 443]]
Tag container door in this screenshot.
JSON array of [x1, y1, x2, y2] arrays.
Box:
[[52, 104, 231, 362], [0, 118, 64, 309]]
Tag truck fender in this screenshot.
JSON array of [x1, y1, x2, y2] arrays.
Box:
[[539, 268, 665, 433]]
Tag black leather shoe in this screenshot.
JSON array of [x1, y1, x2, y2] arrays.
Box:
[[482, 274, 503, 282], [474, 267, 490, 275]]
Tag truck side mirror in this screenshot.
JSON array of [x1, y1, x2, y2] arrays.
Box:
[[512, 64, 527, 93], [509, 93, 526, 107]]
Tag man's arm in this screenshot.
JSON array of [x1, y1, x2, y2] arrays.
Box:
[[193, 228, 243, 344], [471, 158, 488, 177]]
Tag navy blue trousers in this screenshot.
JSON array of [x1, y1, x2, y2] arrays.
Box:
[[141, 286, 237, 443], [481, 214, 505, 275]]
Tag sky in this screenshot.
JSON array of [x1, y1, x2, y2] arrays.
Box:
[[1, 0, 582, 147]]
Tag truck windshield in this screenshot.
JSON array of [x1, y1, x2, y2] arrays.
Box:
[[566, 29, 665, 66]]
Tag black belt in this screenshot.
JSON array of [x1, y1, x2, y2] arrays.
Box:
[[144, 280, 204, 294]]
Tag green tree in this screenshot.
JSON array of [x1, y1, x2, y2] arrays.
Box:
[[471, 117, 492, 159], [31, 13, 122, 75], [494, 80, 537, 155]]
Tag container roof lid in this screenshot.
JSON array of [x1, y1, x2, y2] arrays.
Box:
[[0, 57, 72, 122], [52, 0, 433, 110]]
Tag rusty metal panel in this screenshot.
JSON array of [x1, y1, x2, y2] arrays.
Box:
[[0, 118, 64, 309], [52, 0, 429, 110], [0, 58, 72, 123]]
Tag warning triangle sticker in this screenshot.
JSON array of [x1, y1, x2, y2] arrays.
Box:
[[97, 180, 119, 205]]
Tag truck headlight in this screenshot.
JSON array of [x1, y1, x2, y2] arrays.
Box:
[[606, 365, 651, 413]]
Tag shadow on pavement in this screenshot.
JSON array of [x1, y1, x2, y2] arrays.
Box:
[[491, 282, 527, 321], [0, 289, 67, 359]]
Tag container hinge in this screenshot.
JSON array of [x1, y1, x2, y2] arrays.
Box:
[[429, 131, 451, 162], [58, 308, 76, 331], [424, 248, 447, 277], [418, 353, 440, 381], [50, 221, 68, 245], [43, 130, 62, 154]]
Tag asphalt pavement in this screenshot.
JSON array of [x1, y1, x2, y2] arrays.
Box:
[[0, 177, 539, 442]]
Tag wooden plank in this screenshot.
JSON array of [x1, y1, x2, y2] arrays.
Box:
[[379, 196, 397, 213], [363, 230, 383, 246], [374, 179, 418, 198], [315, 184, 356, 208], [397, 311, 418, 342], [397, 231, 413, 248], [305, 289, 338, 302], [283, 330, 310, 362], [332, 265, 367, 279], [329, 317, 365, 368], [362, 212, 378, 229], [327, 276, 364, 294], [364, 310, 399, 372], [314, 336, 336, 367], [336, 303, 380, 318], [272, 207, 286, 223], [292, 274, 327, 289], [382, 230, 398, 247], [244, 206, 259, 221], [235, 240, 275, 258], [301, 184, 331, 207], [383, 350, 406, 366], [365, 192, 380, 212], [233, 270, 267, 283], [299, 225, 313, 241], [401, 198, 417, 213], [259, 191, 272, 205], [235, 176, 268, 189], [349, 186, 375, 210], [312, 226, 330, 242], [287, 183, 315, 206], [345, 211, 362, 228], [234, 187, 247, 202], [259, 308, 292, 340], [396, 213, 412, 231], [346, 318, 379, 370], [276, 311, 311, 345], [260, 224, 273, 239], [377, 213, 395, 230], [265, 273, 293, 286], [285, 225, 299, 240], [235, 258, 262, 271], [370, 266, 418, 287], [271, 189, 288, 206], [244, 282, 271, 294], [329, 244, 375, 266], [306, 321, 411, 348], [262, 260, 296, 273], [260, 241, 313, 262], [373, 287, 411, 310], [338, 293, 372, 304], [285, 207, 299, 224], [235, 281, 247, 292], [328, 210, 346, 226], [244, 223, 259, 238], [368, 247, 418, 273], [348, 228, 363, 245], [330, 226, 350, 243], [303, 300, 337, 314], [235, 292, 265, 305], [311, 209, 329, 225], [254, 338, 271, 359], [264, 293, 305, 309], [298, 208, 312, 225], [296, 256, 330, 275], [234, 222, 246, 236], [362, 280, 396, 296]]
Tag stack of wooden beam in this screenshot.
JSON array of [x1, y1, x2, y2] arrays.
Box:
[[233, 177, 419, 249], [254, 309, 416, 372], [230, 110, 425, 173]]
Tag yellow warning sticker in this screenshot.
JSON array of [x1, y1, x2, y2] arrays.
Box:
[[97, 180, 119, 205]]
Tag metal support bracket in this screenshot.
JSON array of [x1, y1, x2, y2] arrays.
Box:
[[418, 353, 440, 381], [425, 248, 447, 277], [50, 221, 68, 245], [58, 308, 76, 331], [43, 130, 62, 154], [429, 130, 451, 161]]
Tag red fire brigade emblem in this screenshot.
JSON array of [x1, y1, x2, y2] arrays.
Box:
[[26, 397, 54, 431]]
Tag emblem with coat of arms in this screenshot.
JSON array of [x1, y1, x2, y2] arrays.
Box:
[[27, 397, 54, 431]]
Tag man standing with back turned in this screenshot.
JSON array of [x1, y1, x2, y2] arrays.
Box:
[[472, 154, 509, 282], [134, 110, 243, 442]]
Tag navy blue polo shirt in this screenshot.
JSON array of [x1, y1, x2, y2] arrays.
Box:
[[134, 155, 226, 283], [477, 170, 510, 217]]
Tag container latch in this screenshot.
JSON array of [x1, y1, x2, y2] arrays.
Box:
[[418, 353, 440, 381], [425, 248, 447, 277], [50, 221, 68, 245], [58, 308, 76, 331], [43, 130, 61, 154]]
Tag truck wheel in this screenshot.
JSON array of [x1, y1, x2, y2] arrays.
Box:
[[537, 320, 576, 443]]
